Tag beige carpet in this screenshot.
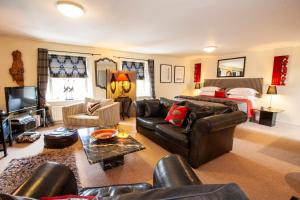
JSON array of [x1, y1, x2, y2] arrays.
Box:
[[1, 118, 299, 199]]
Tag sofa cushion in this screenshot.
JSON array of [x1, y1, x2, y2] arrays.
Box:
[[86, 102, 101, 116], [137, 117, 168, 130], [155, 124, 189, 148], [144, 100, 161, 117], [111, 184, 249, 200]]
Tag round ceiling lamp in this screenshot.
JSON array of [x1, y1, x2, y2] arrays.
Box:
[[57, 1, 84, 18], [203, 46, 217, 53]]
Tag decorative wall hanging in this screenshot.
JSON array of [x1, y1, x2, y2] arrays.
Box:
[[95, 58, 117, 89], [174, 66, 185, 83], [217, 57, 246, 77], [160, 64, 172, 83], [122, 61, 144, 80], [271, 55, 288, 86], [9, 50, 24, 86], [194, 63, 201, 83], [110, 74, 117, 94], [48, 54, 87, 78]]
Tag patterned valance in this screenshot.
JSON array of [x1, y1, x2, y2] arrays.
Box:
[[122, 61, 144, 80], [48, 54, 87, 78]]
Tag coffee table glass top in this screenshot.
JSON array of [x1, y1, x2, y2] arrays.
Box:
[[78, 127, 145, 164]]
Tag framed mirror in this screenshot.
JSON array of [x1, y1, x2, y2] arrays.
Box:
[[95, 58, 117, 89], [217, 57, 246, 77]]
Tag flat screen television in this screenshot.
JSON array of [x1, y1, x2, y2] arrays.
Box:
[[5, 86, 38, 113]]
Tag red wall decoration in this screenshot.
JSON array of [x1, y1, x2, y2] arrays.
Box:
[[194, 63, 201, 83], [271, 55, 288, 86]]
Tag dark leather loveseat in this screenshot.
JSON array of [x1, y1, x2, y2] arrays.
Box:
[[0, 155, 249, 200], [136, 98, 247, 168]]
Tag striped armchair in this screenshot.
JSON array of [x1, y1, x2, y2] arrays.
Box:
[[62, 100, 120, 128]]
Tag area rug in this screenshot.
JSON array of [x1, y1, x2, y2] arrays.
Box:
[[0, 147, 81, 194]]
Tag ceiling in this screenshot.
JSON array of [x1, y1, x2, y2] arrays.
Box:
[[0, 0, 300, 56]]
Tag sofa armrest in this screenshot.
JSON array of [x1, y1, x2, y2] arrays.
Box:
[[194, 111, 247, 134], [188, 111, 247, 168], [62, 103, 85, 125], [135, 100, 146, 117], [12, 162, 77, 199], [98, 102, 120, 127], [153, 155, 201, 188]]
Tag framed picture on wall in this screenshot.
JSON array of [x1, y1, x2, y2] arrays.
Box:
[[174, 66, 185, 83], [217, 57, 246, 77], [160, 64, 172, 83]]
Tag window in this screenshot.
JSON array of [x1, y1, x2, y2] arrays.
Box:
[[121, 60, 151, 98], [46, 54, 90, 101]]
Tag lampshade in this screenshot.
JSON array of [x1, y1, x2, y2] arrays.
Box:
[[267, 85, 277, 95], [194, 83, 201, 89], [117, 73, 129, 81]]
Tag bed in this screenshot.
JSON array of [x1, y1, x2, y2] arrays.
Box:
[[176, 78, 263, 117]]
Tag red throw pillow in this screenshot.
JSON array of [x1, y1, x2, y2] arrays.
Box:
[[165, 103, 188, 127], [41, 195, 95, 200], [214, 90, 226, 98]]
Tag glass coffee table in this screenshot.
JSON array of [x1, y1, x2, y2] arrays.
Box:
[[78, 127, 145, 170]]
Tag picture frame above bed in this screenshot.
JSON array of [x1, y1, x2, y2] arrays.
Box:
[[217, 57, 246, 77]]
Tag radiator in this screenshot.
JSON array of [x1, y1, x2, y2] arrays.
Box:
[[51, 106, 63, 121]]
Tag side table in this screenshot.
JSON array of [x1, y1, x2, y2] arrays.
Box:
[[251, 107, 284, 127], [115, 96, 132, 120], [0, 116, 13, 157]]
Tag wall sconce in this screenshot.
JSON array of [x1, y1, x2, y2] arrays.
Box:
[[110, 74, 117, 94], [117, 73, 131, 97]]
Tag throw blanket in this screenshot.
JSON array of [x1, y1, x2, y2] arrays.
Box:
[[175, 95, 252, 117]]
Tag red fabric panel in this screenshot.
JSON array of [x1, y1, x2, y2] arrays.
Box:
[[194, 63, 201, 83], [272, 55, 289, 85], [165, 103, 188, 127]]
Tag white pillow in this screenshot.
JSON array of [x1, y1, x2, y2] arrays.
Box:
[[200, 86, 220, 92], [227, 88, 258, 96], [199, 91, 215, 96]]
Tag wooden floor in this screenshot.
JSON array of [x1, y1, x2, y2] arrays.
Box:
[[1, 118, 300, 200]]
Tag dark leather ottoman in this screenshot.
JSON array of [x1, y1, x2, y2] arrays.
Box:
[[44, 129, 78, 149]]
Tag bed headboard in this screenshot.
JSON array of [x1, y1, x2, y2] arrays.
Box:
[[203, 78, 264, 97]]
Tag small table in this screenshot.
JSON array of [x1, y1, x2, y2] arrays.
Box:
[[115, 96, 132, 120], [78, 127, 145, 170], [252, 107, 284, 127]]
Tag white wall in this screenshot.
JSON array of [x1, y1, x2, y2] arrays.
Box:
[[0, 35, 193, 111], [192, 46, 300, 125]]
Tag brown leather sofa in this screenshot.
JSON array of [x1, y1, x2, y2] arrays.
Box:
[[136, 98, 248, 168], [0, 155, 249, 200]]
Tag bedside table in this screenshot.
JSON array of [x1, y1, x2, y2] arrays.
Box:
[[252, 107, 284, 127]]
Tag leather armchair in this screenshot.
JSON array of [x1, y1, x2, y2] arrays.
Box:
[[3, 155, 248, 200]]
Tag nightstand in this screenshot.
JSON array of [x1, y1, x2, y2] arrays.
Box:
[[251, 107, 284, 127]]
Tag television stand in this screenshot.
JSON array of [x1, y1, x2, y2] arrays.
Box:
[[9, 108, 46, 137]]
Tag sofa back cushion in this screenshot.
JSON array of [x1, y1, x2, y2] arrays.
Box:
[[144, 100, 161, 117]]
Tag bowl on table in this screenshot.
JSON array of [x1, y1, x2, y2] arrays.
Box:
[[91, 129, 118, 140]]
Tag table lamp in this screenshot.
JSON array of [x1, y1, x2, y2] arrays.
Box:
[[267, 85, 277, 108], [117, 73, 129, 97]]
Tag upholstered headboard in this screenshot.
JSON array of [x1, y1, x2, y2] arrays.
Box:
[[203, 78, 264, 97]]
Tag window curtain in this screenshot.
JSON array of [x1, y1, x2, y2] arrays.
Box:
[[37, 48, 54, 126], [148, 59, 156, 99], [122, 61, 144, 80], [48, 54, 87, 78]]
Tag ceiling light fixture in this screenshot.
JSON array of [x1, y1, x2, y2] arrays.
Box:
[[203, 46, 217, 53], [57, 1, 84, 18]]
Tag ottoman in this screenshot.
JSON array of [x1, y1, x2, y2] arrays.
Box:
[[44, 128, 78, 149]]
